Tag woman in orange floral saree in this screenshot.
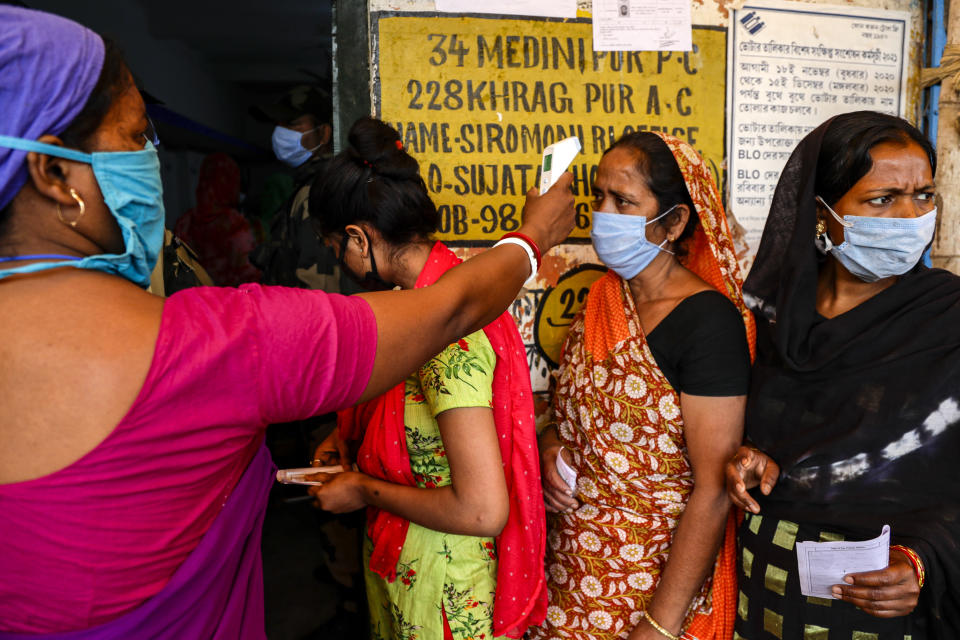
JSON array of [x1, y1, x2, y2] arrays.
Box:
[[531, 133, 756, 640]]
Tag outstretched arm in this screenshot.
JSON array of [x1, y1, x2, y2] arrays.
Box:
[[356, 174, 575, 403]]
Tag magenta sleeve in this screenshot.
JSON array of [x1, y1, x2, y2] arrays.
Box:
[[247, 285, 377, 424]]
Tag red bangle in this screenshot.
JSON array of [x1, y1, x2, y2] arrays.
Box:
[[891, 545, 926, 588], [500, 232, 542, 269]]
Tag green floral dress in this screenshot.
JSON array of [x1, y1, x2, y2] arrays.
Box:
[[366, 330, 507, 640]]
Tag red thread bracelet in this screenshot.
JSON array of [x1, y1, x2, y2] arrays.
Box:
[[500, 232, 542, 269]]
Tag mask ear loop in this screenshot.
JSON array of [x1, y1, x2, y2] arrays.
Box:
[[656, 238, 676, 255], [361, 229, 394, 289], [301, 126, 324, 153], [814, 196, 851, 253], [335, 231, 360, 283], [646, 204, 680, 255], [815, 196, 853, 228], [645, 203, 679, 227]]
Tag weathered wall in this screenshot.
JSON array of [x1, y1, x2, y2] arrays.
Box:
[[368, 0, 925, 120], [351, 0, 927, 419]]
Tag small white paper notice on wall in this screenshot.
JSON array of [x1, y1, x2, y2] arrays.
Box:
[[435, 0, 577, 19], [592, 0, 692, 51]]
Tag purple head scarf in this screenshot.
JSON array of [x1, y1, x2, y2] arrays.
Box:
[[0, 6, 105, 210]]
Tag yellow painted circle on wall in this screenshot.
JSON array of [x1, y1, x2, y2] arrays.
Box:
[[534, 264, 606, 368]]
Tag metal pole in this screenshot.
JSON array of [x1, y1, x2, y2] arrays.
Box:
[[926, 0, 947, 138], [921, 0, 946, 267], [932, 0, 960, 272]]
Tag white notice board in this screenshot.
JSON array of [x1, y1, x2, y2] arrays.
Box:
[[726, 0, 909, 262]]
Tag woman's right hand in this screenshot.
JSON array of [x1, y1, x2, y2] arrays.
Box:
[[518, 172, 576, 254], [541, 444, 579, 513], [725, 445, 779, 513]]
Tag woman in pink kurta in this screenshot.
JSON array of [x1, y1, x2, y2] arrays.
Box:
[[0, 285, 374, 633], [0, 8, 575, 638]]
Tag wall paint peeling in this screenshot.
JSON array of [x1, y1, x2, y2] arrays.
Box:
[[365, 0, 925, 403]]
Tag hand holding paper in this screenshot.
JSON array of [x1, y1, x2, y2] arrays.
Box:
[[797, 525, 922, 618], [796, 525, 890, 599]]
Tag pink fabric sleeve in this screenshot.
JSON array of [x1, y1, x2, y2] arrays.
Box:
[[245, 284, 378, 423], [0, 285, 377, 634]]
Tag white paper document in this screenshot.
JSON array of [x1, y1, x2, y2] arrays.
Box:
[[555, 450, 578, 492], [592, 0, 692, 51], [796, 525, 891, 599], [435, 0, 577, 19]]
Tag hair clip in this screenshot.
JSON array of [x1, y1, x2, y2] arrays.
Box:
[[395, 140, 403, 151]]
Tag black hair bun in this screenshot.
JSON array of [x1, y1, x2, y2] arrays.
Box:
[[347, 117, 419, 180], [309, 116, 440, 244]]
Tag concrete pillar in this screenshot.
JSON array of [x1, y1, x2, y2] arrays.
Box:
[[333, 0, 371, 153], [932, 0, 960, 272]]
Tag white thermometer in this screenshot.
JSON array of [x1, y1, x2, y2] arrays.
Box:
[[275, 465, 345, 486], [539, 136, 582, 195]]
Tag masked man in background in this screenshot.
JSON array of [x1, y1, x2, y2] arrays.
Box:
[[250, 85, 343, 292], [250, 85, 366, 637]]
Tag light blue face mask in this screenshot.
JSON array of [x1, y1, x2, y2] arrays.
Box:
[[816, 196, 937, 283], [0, 136, 165, 288], [590, 206, 676, 280], [272, 125, 320, 168]]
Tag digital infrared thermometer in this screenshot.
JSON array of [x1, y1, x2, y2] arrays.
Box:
[[539, 136, 582, 195]]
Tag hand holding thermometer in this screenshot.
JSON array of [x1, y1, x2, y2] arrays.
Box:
[[539, 136, 582, 195]]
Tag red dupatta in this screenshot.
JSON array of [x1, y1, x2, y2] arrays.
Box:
[[338, 241, 546, 638]]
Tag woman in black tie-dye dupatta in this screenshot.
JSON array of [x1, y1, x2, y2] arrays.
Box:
[[727, 111, 960, 640]]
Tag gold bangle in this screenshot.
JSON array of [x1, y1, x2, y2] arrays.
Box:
[[640, 610, 679, 640]]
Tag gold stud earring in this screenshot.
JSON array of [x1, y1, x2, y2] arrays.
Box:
[[57, 188, 86, 227], [815, 218, 827, 237]]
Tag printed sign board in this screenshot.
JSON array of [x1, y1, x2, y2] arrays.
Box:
[[726, 0, 910, 260], [373, 13, 727, 243]]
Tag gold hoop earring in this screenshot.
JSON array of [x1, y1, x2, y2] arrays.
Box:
[[815, 218, 827, 238], [57, 188, 86, 227]]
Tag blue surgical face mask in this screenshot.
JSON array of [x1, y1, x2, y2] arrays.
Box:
[[590, 206, 677, 280], [0, 136, 165, 288], [816, 196, 937, 283], [272, 125, 320, 168]]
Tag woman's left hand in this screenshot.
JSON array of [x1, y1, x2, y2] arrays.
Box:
[[832, 549, 921, 617], [308, 471, 368, 513]]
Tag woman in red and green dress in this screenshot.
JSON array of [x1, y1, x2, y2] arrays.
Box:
[[534, 133, 755, 640], [308, 118, 546, 640]]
